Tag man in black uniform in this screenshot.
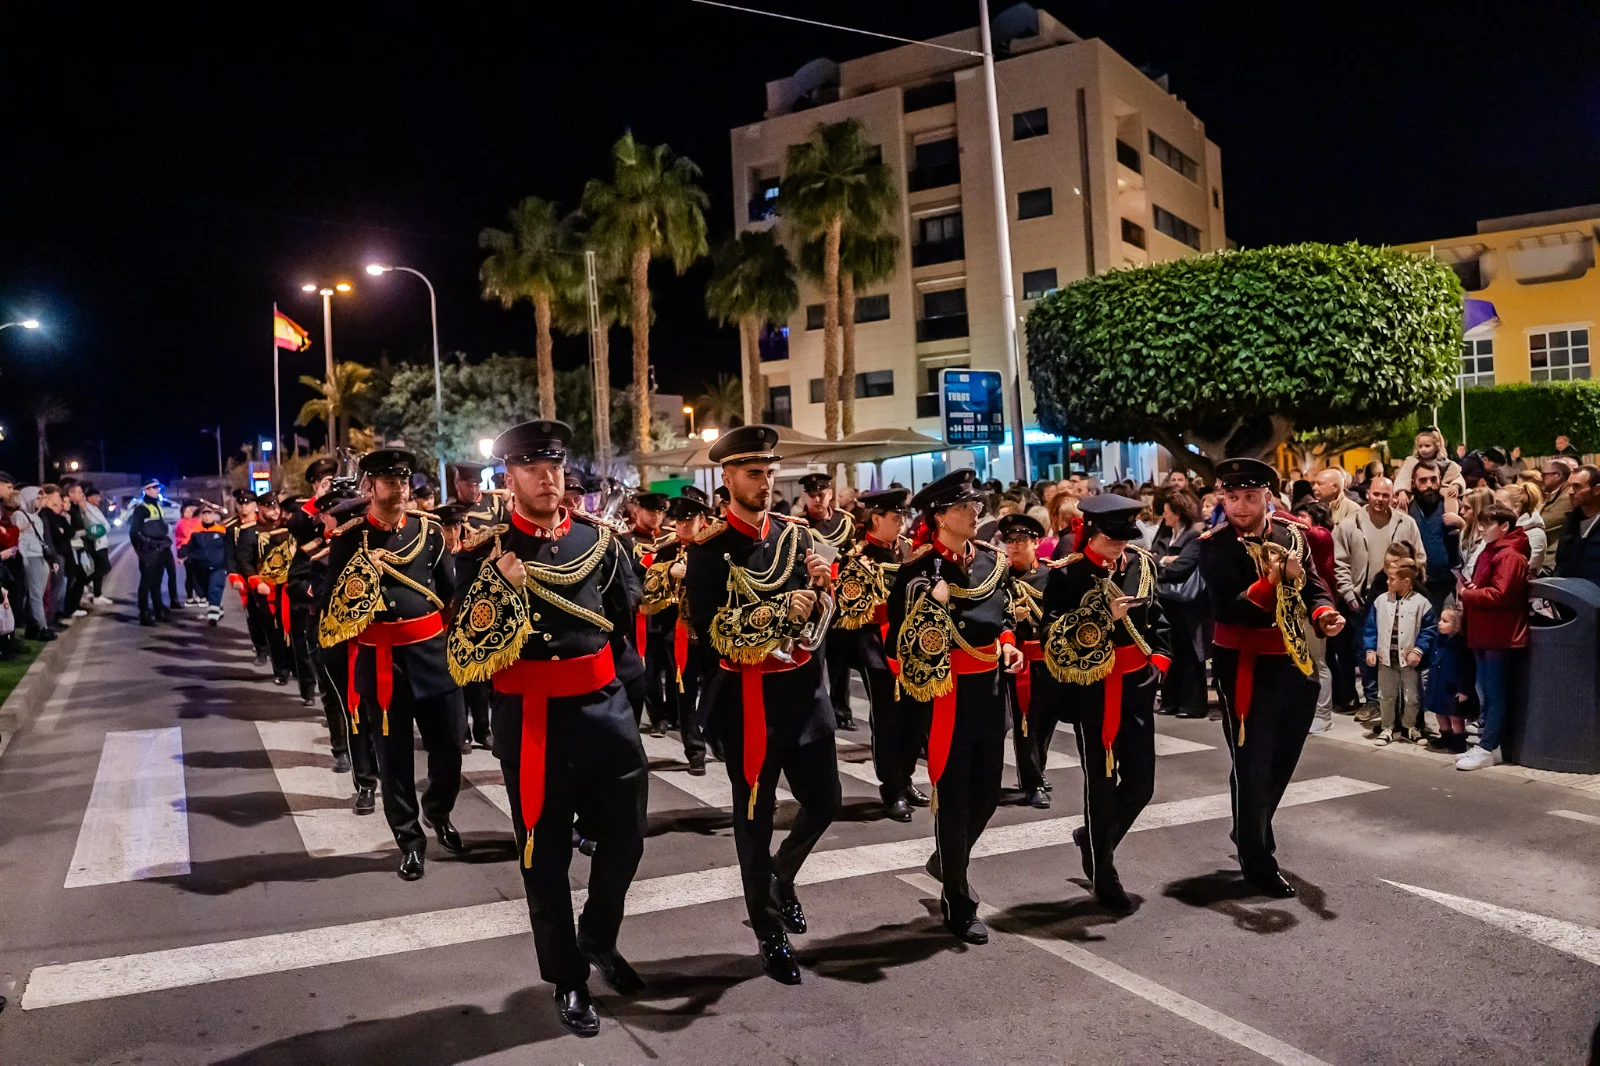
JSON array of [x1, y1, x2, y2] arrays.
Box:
[[831, 487, 921, 820], [238, 493, 296, 683], [1200, 458, 1343, 898], [224, 489, 270, 662], [319, 450, 464, 881], [886, 470, 1026, 945], [684, 425, 840, 985], [447, 420, 647, 1038], [1041, 496, 1171, 910], [285, 458, 338, 707], [799, 472, 860, 732], [622, 492, 668, 728], [639, 489, 715, 771], [997, 512, 1056, 810], [128, 478, 173, 626], [450, 461, 502, 752]]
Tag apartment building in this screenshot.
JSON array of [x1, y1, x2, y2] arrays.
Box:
[[1400, 206, 1599, 389], [729, 3, 1224, 482]]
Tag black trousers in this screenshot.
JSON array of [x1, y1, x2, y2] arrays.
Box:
[[497, 682, 648, 991], [136, 549, 169, 617], [366, 684, 464, 853], [1159, 604, 1209, 715], [1068, 670, 1158, 884], [248, 590, 294, 678], [644, 624, 699, 733], [929, 671, 1007, 925], [319, 644, 378, 790], [91, 547, 111, 598], [1328, 610, 1361, 708], [289, 602, 321, 701], [825, 627, 863, 722], [1006, 663, 1061, 792], [677, 645, 710, 761], [869, 665, 924, 803], [1213, 648, 1316, 879], [160, 549, 178, 605], [463, 681, 492, 746]]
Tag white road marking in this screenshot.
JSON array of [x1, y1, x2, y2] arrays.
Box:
[[1383, 880, 1600, 968], [899, 872, 1333, 1066], [836, 720, 1212, 782], [836, 756, 932, 789], [32, 612, 100, 734], [640, 731, 794, 806], [255, 721, 394, 857], [21, 775, 1382, 1008], [1548, 809, 1600, 827], [64, 727, 191, 888]]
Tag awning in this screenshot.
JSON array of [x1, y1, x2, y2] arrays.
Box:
[[634, 425, 835, 470]]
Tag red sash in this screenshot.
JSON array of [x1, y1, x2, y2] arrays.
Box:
[[1096, 643, 1151, 776], [1014, 640, 1045, 733], [674, 619, 690, 690], [492, 645, 617, 867], [1211, 622, 1288, 746], [351, 612, 445, 736], [719, 649, 813, 818], [887, 644, 999, 796]]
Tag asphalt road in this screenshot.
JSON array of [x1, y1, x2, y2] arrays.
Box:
[[0, 551, 1597, 1065]]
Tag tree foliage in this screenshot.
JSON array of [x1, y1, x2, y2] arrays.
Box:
[[1389, 381, 1600, 457], [478, 197, 576, 420], [705, 230, 799, 423], [295, 361, 376, 452], [1026, 243, 1462, 479]]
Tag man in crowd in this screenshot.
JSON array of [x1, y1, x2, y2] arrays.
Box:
[[1312, 468, 1359, 526], [1407, 462, 1463, 611], [1540, 457, 1579, 573], [286, 458, 339, 707], [1333, 475, 1424, 716], [1555, 465, 1600, 584], [225, 488, 271, 663], [1554, 434, 1582, 459]]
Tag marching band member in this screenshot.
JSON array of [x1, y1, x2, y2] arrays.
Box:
[[639, 488, 715, 773], [996, 512, 1055, 810]]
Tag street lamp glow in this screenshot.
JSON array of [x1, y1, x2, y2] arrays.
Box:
[[21, 319, 39, 329], [334, 282, 352, 293], [478, 438, 495, 458], [319, 288, 334, 296], [302, 284, 318, 292], [366, 264, 390, 275], [259, 440, 273, 454], [682, 405, 693, 415], [700, 426, 721, 443], [68, 460, 80, 471]]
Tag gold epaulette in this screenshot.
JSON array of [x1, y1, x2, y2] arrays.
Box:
[[1045, 553, 1078, 569], [573, 507, 629, 534], [1199, 524, 1226, 539], [694, 518, 728, 544], [906, 543, 934, 562], [460, 522, 506, 552], [1127, 544, 1156, 560], [773, 513, 809, 526], [407, 509, 439, 523], [333, 515, 366, 535]]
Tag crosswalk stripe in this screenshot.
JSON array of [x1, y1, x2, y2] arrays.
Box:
[[1548, 809, 1600, 827], [899, 872, 1334, 1066], [64, 727, 191, 889], [255, 721, 394, 857], [1383, 880, 1600, 968], [639, 731, 795, 806], [21, 775, 1383, 1008]]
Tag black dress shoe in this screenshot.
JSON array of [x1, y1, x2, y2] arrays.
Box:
[[553, 987, 600, 1037], [578, 937, 646, 996], [687, 753, 707, 777], [1246, 871, 1296, 898], [473, 731, 493, 750], [759, 932, 802, 985], [885, 797, 913, 823], [354, 786, 376, 814], [459, 736, 473, 755], [254, 651, 269, 666], [1094, 867, 1133, 912], [1071, 826, 1093, 881], [1025, 786, 1051, 809], [1175, 708, 1208, 719], [398, 849, 425, 881], [273, 675, 289, 686], [772, 881, 807, 934], [1041, 780, 1054, 792], [904, 785, 930, 808], [138, 616, 155, 628], [432, 820, 464, 854], [944, 916, 989, 944], [331, 752, 352, 775], [836, 717, 858, 732]]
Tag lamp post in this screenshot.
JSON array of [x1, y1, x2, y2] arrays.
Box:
[[301, 282, 352, 454], [368, 264, 447, 491], [682, 405, 695, 439]]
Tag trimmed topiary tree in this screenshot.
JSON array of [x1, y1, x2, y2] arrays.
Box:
[[1026, 243, 1462, 480]]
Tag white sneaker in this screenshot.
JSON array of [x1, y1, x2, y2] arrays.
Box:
[[71, 609, 89, 618], [1455, 746, 1501, 771], [1308, 717, 1332, 735], [1375, 728, 1394, 745], [93, 596, 113, 606]]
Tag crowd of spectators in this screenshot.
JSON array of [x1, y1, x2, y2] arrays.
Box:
[[0, 470, 114, 660]]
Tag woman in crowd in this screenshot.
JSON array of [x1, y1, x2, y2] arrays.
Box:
[[1153, 490, 1208, 719], [1455, 503, 1530, 771], [1038, 491, 1081, 560], [1494, 481, 1547, 574], [1457, 486, 1497, 577]]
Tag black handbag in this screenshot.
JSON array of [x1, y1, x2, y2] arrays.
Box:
[[1157, 566, 1205, 606]]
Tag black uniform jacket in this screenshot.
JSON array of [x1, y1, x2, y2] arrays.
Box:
[[1041, 547, 1172, 672], [1198, 514, 1335, 632], [320, 510, 458, 701], [684, 510, 833, 743], [642, 537, 694, 639], [836, 533, 910, 672], [885, 540, 1013, 669], [284, 499, 326, 607]]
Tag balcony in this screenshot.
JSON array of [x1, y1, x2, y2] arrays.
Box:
[[912, 237, 965, 267], [747, 197, 777, 224], [904, 80, 956, 112], [916, 314, 970, 343], [1116, 139, 1142, 173], [908, 161, 961, 192]]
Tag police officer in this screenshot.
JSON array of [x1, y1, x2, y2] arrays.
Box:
[[1200, 458, 1343, 898], [224, 489, 270, 662], [639, 488, 715, 772], [886, 469, 1026, 944], [684, 425, 840, 985], [238, 493, 296, 683], [832, 487, 922, 821], [447, 420, 647, 1038], [128, 478, 173, 626], [286, 458, 339, 707], [1041, 496, 1170, 911], [799, 472, 860, 731], [996, 512, 1056, 810], [318, 450, 464, 881]]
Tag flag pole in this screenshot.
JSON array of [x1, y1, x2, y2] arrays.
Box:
[[272, 303, 283, 482]]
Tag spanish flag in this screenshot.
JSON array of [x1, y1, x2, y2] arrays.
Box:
[[274, 309, 311, 351]]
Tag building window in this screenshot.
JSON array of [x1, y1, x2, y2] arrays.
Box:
[[855, 294, 890, 323], [1116, 139, 1142, 172], [915, 394, 941, 418], [919, 212, 962, 244], [1148, 131, 1198, 181], [1152, 205, 1201, 250], [809, 378, 825, 404], [914, 212, 964, 266], [1212, 187, 1221, 210], [808, 371, 896, 403], [1012, 107, 1048, 140], [909, 137, 960, 191], [1022, 268, 1058, 300], [1121, 218, 1146, 249], [766, 385, 792, 427], [1017, 187, 1053, 220], [805, 304, 825, 331], [1460, 337, 1495, 387], [1529, 327, 1590, 382], [917, 288, 969, 342], [758, 322, 789, 362], [748, 175, 781, 222], [904, 79, 956, 112]]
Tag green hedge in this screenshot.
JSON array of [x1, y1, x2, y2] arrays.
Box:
[[1389, 381, 1600, 457]]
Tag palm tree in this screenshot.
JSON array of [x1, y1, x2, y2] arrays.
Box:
[[553, 235, 646, 468], [479, 197, 575, 420], [705, 230, 800, 424], [691, 373, 747, 434], [778, 118, 898, 440], [801, 228, 900, 438], [32, 393, 70, 483], [296, 361, 374, 451], [582, 131, 709, 458]]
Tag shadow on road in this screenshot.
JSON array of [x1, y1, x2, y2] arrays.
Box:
[[147, 848, 398, 896], [987, 894, 1141, 944], [802, 916, 958, 983], [1161, 868, 1334, 934], [647, 807, 732, 838]]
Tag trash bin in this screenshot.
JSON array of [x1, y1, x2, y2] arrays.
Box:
[[1510, 577, 1600, 773]]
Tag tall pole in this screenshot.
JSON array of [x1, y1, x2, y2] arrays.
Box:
[[979, 0, 1028, 484], [585, 250, 611, 470], [272, 303, 283, 478], [322, 291, 336, 455], [214, 424, 223, 479]]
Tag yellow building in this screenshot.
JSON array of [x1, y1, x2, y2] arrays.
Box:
[[1400, 205, 1598, 387]]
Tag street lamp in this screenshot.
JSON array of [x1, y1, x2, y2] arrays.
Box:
[[477, 437, 494, 459], [301, 281, 353, 454], [0, 319, 41, 331], [682, 404, 695, 438], [367, 263, 446, 491]]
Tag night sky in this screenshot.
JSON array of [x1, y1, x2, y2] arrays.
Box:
[[2, 2, 1597, 481]]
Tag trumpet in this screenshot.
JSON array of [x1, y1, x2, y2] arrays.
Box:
[[591, 478, 637, 532], [771, 542, 836, 662]]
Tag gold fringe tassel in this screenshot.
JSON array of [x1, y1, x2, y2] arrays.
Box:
[[747, 783, 759, 820], [1021, 714, 1029, 738], [522, 835, 534, 868], [677, 667, 684, 693], [382, 709, 390, 737], [930, 783, 939, 815], [894, 678, 901, 701], [1105, 748, 1114, 778], [1237, 719, 1246, 747]]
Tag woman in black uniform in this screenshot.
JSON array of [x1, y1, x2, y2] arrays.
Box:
[[886, 470, 1026, 944]]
